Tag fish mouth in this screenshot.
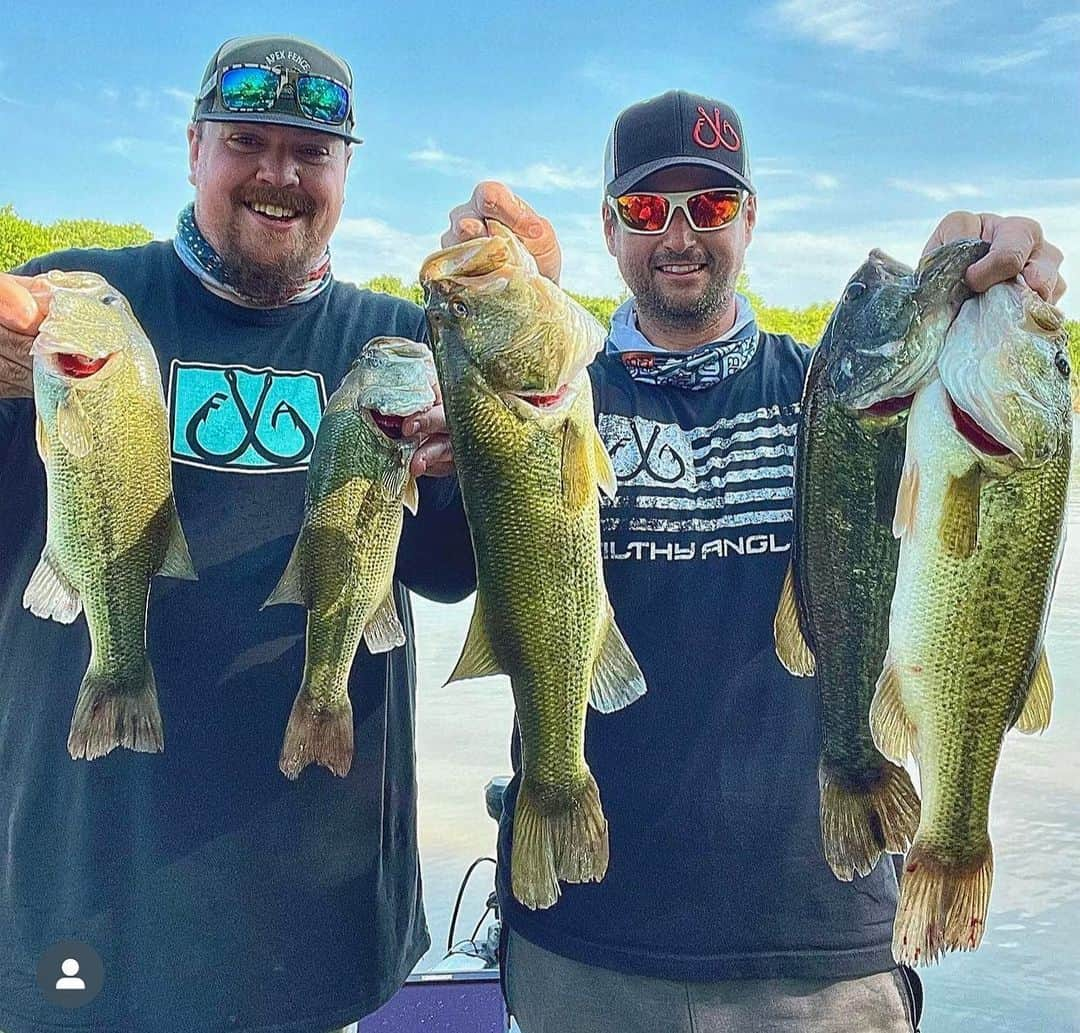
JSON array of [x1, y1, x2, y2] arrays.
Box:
[[946, 392, 1014, 457], [368, 411, 407, 439], [857, 393, 915, 419], [502, 383, 575, 417], [31, 333, 115, 379]]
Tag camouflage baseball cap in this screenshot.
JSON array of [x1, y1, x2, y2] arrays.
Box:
[[193, 35, 362, 144]]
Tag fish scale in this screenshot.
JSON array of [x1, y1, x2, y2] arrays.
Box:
[[422, 224, 646, 910], [27, 271, 195, 760], [881, 371, 1070, 965]]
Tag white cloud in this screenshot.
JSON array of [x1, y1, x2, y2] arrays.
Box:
[[103, 137, 185, 169], [888, 178, 988, 202], [407, 142, 472, 170], [101, 86, 120, 102], [969, 48, 1049, 74], [1035, 11, 1080, 38], [771, 0, 939, 52], [332, 217, 440, 287], [163, 87, 194, 107], [812, 174, 840, 190], [407, 141, 595, 193], [898, 85, 1001, 105]]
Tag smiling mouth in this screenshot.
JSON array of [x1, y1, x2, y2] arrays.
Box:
[[656, 263, 707, 276], [245, 201, 303, 222]]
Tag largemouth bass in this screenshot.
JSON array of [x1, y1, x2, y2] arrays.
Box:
[[775, 239, 988, 880], [420, 223, 646, 910], [264, 337, 437, 779], [24, 271, 196, 760], [874, 280, 1072, 965]]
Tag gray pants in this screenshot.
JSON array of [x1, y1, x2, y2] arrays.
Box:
[[505, 929, 917, 1033]]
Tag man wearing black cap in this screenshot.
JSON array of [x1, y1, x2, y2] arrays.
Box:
[[0, 33, 538, 1033], [445, 90, 1065, 1032]]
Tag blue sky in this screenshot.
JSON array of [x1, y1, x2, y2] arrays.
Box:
[[3, 0, 1078, 316]]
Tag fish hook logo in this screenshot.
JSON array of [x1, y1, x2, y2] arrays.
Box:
[[692, 106, 741, 152], [169, 361, 325, 473]]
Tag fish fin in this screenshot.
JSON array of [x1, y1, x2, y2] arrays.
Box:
[[446, 596, 503, 683], [589, 606, 646, 712], [402, 475, 420, 516], [869, 662, 918, 763], [939, 467, 981, 559], [561, 417, 594, 510], [892, 841, 993, 966], [511, 770, 608, 910], [591, 423, 617, 500], [380, 455, 409, 500], [56, 390, 93, 459], [1014, 647, 1053, 734], [363, 590, 406, 654], [262, 533, 311, 609], [157, 499, 197, 580], [279, 691, 354, 780], [819, 760, 921, 882], [34, 414, 50, 463], [67, 660, 164, 760], [22, 546, 83, 623], [892, 457, 920, 538], [875, 432, 907, 526], [773, 561, 815, 676]]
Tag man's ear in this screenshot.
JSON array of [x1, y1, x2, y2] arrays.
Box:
[[187, 123, 201, 188], [743, 193, 757, 244], [602, 202, 617, 257]]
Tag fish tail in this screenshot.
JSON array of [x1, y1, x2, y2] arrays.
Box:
[[819, 761, 921, 881], [278, 689, 354, 780], [512, 771, 609, 910], [892, 840, 994, 966], [67, 660, 164, 760]]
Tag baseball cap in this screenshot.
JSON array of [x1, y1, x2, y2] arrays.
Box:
[[193, 35, 363, 144], [604, 90, 753, 197]]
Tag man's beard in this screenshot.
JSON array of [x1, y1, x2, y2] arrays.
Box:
[[625, 251, 737, 330], [213, 188, 324, 305]]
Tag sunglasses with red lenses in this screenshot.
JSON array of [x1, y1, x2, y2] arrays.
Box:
[[608, 189, 744, 234]]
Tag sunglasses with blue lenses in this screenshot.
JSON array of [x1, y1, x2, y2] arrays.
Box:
[[203, 64, 350, 126]]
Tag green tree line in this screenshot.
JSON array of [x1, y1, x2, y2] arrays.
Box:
[[4, 206, 1077, 401]]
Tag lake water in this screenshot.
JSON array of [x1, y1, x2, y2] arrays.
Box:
[[409, 419, 1080, 1032]]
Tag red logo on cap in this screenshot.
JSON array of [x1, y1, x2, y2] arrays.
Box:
[[692, 106, 740, 152]]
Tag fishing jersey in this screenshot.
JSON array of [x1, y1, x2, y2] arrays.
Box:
[[0, 242, 475, 1033], [498, 333, 901, 982]]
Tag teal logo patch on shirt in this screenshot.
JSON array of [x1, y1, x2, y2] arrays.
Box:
[[168, 361, 327, 473]]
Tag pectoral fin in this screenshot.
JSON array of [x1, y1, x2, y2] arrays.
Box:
[[561, 418, 593, 510], [446, 596, 502, 683], [773, 561, 815, 676], [262, 532, 311, 609], [56, 390, 93, 459], [892, 457, 920, 539], [1014, 647, 1053, 734], [589, 605, 646, 712], [157, 499, 197, 580], [402, 474, 420, 516], [380, 455, 410, 501], [591, 424, 617, 500], [363, 590, 406, 653], [869, 661, 917, 763], [23, 546, 83, 623], [34, 414, 50, 463], [939, 466, 981, 559]]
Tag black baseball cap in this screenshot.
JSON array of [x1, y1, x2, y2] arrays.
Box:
[[192, 35, 363, 144], [604, 90, 753, 197]]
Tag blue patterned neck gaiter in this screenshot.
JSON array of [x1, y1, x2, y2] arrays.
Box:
[[606, 297, 760, 389], [173, 203, 332, 307]]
